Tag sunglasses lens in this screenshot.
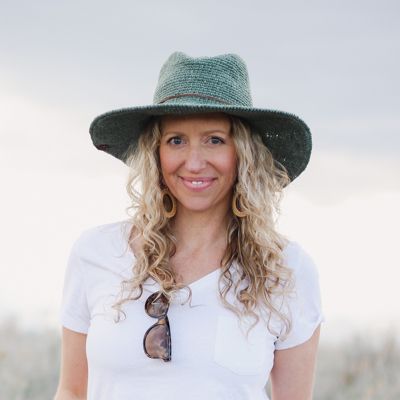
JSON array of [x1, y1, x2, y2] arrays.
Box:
[[144, 323, 171, 360], [145, 292, 169, 317]]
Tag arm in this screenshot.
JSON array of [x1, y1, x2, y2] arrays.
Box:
[[54, 327, 88, 400], [270, 324, 321, 400]]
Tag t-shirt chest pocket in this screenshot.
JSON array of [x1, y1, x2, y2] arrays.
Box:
[[213, 314, 268, 375]]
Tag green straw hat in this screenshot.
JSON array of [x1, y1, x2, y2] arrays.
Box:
[[89, 51, 312, 183]]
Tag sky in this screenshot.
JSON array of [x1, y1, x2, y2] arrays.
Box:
[[1, 0, 399, 344]]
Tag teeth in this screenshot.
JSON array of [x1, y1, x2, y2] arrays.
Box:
[[190, 181, 204, 185]]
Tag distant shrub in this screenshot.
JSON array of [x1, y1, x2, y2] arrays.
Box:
[[0, 316, 61, 400], [314, 330, 400, 400], [0, 316, 399, 399]]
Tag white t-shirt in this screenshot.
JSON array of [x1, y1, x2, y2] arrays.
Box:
[[60, 219, 325, 400]]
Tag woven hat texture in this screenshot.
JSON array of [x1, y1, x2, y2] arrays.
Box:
[[89, 51, 312, 183]]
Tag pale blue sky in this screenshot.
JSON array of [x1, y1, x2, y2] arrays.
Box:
[[2, 0, 399, 201], [1, 0, 399, 341]]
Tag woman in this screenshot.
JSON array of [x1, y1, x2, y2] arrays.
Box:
[[55, 52, 325, 400]]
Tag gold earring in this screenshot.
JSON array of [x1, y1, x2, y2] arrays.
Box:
[[232, 191, 246, 217], [161, 188, 176, 218]]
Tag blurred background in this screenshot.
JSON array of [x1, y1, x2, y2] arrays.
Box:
[[1, 0, 399, 398]]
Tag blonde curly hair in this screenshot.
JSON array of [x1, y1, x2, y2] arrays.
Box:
[[111, 113, 296, 339]]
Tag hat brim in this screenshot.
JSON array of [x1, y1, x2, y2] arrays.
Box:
[[89, 103, 312, 182]]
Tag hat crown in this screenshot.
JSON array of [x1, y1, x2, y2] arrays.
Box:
[[153, 52, 253, 107]]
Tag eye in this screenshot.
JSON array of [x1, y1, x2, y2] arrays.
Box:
[[166, 136, 225, 146], [167, 136, 183, 145], [209, 136, 225, 144]]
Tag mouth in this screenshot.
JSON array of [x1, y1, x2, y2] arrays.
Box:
[[179, 176, 216, 190]]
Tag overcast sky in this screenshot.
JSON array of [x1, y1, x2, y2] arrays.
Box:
[[1, 0, 399, 342]]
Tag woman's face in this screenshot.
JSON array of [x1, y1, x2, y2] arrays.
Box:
[[159, 112, 237, 215]]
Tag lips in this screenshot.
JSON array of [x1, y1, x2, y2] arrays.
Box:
[[180, 177, 216, 182], [179, 176, 216, 191]]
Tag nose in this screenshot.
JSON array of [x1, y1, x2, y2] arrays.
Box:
[[184, 145, 207, 172]]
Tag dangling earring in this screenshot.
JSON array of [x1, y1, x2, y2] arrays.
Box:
[[232, 190, 246, 218], [161, 188, 176, 218]]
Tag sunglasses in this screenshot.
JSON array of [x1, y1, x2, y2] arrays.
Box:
[[143, 291, 172, 362]]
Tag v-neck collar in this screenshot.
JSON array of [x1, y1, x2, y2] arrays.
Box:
[[120, 219, 231, 291], [179, 267, 221, 290]]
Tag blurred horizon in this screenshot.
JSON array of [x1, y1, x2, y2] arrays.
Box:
[[1, 0, 399, 349], [1, 316, 399, 399]]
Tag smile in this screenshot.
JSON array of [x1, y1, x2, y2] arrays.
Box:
[[179, 177, 216, 191]]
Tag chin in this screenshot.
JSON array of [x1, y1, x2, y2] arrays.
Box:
[[178, 200, 215, 212]]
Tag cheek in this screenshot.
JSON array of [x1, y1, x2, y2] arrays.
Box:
[[159, 148, 174, 173], [218, 151, 237, 179]]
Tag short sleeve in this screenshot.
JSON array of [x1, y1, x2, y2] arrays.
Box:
[[274, 243, 325, 350], [59, 236, 91, 334]]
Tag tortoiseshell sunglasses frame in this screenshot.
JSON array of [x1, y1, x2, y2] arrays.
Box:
[[143, 291, 172, 362]]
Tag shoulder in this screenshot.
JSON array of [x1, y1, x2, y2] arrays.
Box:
[[274, 241, 325, 348], [70, 218, 134, 257], [282, 240, 320, 283]]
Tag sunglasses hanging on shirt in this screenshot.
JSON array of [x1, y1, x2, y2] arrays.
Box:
[[143, 291, 172, 362]]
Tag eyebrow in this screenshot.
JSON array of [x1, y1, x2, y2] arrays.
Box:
[[162, 129, 229, 136]]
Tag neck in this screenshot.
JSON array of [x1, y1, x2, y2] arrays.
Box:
[[170, 205, 231, 254]]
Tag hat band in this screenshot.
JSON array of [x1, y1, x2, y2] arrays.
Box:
[[157, 93, 231, 105]]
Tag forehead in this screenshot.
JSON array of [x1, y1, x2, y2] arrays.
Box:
[[160, 112, 231, 133]]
